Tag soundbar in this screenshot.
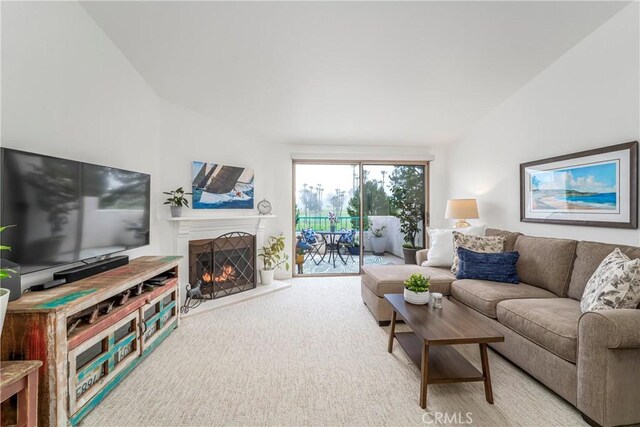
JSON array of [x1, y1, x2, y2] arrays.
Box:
[[54, 255, 129, 284]]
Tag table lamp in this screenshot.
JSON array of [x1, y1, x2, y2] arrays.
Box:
[[445, 199, 479, 228]]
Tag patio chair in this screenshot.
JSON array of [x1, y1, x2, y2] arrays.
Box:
[[298, 228, 325, 266], [337, 229, 357, 263]]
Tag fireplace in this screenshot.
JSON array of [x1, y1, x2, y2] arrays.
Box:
[[188, 232, 256, 300]]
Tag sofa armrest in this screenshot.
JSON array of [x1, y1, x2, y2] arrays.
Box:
[[577, 309, 640, 426], [580, 309, 640, 349], [416, 248, 429, 266]]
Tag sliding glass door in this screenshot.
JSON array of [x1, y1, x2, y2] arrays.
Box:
[[293, 161, 427, 276], [362, 164, 426, 268]]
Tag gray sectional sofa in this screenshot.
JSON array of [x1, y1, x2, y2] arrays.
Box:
[[361, 228, 640, 427]]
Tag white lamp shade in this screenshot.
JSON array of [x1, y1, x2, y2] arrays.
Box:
[[445, 199, 479, 219]]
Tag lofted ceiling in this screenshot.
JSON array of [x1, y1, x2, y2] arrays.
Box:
[[81, 1, 629, 146]]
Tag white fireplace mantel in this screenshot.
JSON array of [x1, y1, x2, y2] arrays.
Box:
[[168, 214, 276, 239], [168, 214, 277, 292]]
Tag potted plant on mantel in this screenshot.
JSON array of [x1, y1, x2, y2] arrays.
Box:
[[163, 187, 192, 218], [403, 273, 431, 305], [0, 226, 16, 335], [258, 235, 290, 285], [369, 225, 386, 256]]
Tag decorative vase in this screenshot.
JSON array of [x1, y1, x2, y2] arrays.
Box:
[[259, 269, 275, 285], [402, 247, 419, 265], [0, 288, 10, 336], [404, 288, 430, 305], [170, 206, 182, 218], [370, 236, 386, 255], [330, 225, 336, 232]]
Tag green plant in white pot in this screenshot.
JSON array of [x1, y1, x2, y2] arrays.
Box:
[[403, 273, 430, 305], [163, 187, 192, 217], [258, 235, 290, 285], [0, 226, 16, 335]]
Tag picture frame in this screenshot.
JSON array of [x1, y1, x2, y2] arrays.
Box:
[[191, 161, 255, 209], [520, 141, 638, 229]]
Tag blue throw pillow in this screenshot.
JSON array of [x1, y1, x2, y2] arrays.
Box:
[[302, 229, 317, 244], [456, 247, 520, 284]]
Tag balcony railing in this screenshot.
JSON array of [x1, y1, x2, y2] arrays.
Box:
[[296, 216, 358, 232]]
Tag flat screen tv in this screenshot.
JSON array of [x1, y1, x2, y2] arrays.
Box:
[[1, 148, 151, 274]]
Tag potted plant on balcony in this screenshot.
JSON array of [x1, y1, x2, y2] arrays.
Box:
[[328, 212, 338, 232], [163, 187, 192, 217], [403, 273, 431, 305], [369, 225, 386, 255], [258, 235, 290, 285], [0, 226, 16, 335], [390, 167, 425, 264]]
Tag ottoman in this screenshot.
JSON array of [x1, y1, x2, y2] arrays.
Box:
[[361, 264, 456, 325]]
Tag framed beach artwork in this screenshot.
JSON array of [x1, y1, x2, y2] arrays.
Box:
[[192, 161, 254, 209], [520, 141, 638, 229]]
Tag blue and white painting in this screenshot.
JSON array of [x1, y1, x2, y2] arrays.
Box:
[[192, 161, 254, 209], [530, 160, 619, 212]]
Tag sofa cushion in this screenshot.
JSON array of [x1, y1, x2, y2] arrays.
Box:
[[514, 235, 577, 297], [450, 279, 557, 318], [486, 228, 522, 252], [568, 241, 640, 300], [361, 264, 454, 297], [496, 298, 581, 363]]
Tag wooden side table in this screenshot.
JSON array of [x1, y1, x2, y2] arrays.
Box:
[[1, 360, 42, 427]]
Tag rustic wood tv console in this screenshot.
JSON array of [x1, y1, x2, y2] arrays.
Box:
[[1, 256, 182, 426]]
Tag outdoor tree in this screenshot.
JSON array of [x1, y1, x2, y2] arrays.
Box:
[[389, 166, 425, 248], [346, 172, 393, 230]]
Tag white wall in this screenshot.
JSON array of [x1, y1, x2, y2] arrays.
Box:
[[0, 1, 452, 288], [446, 3, 640, 246], [1, 2, 161, 288]]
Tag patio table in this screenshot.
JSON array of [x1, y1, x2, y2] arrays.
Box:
[[316, 230, 350, 268]]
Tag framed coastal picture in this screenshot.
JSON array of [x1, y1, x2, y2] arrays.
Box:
[[520, 141, 638, 229], [191, 161, 254, 209]]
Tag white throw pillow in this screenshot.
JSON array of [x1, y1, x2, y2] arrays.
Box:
[[423, 226, 486, 267], [580, 248, 640, 313]]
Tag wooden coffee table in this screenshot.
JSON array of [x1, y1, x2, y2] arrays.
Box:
[[385, 294, 504, 408]]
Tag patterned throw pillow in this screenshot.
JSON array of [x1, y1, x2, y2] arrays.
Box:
[[451, 232, 506, 274], [301, 229, 317, 244], [580, 248, 640, 313]]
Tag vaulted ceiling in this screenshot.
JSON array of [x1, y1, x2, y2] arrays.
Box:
[[81, 1, 628, 146]]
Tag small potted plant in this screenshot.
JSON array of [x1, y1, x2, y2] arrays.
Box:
[[163, 187, 192, 217], [0, 226, 16, 335], [369, 225, 386, 255], [403, 273, 431, 305], [258, 235, 290, 285], [328, 212, 338, 232]]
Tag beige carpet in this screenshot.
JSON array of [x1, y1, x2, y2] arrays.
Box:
[[80, 276, 586, 427]]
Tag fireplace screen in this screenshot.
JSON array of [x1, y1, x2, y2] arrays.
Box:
[[188, 232, 256, 300]]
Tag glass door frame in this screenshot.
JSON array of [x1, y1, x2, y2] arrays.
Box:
[[292, 159, 430, 277]]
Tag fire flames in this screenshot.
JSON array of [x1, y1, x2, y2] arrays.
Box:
[[202, 265, 236, 283]]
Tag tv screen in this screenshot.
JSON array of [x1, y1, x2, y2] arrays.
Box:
[[1, 148, 150, 274]]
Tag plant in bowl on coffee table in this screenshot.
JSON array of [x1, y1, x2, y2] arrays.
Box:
[[403, 273, 431, 305]]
